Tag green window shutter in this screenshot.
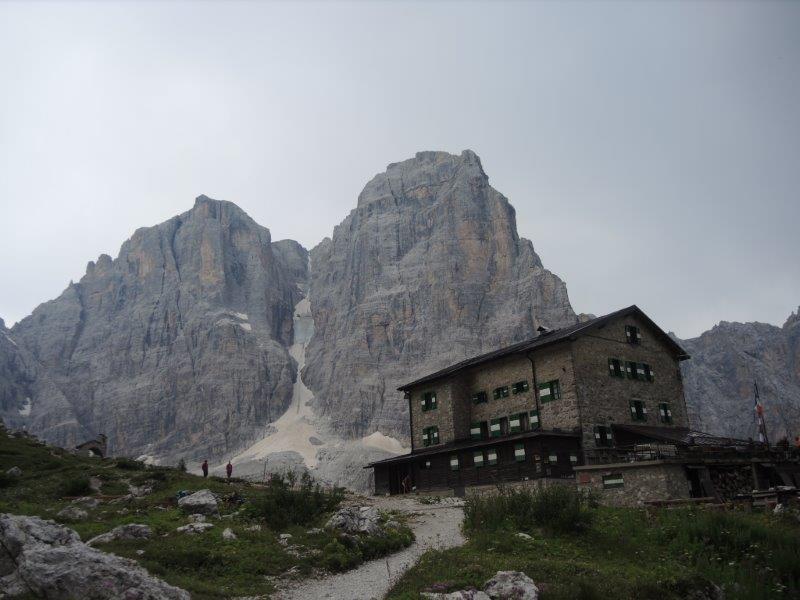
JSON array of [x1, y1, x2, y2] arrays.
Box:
[[472, 391, 487, 404], [552, 380, 561, 400], [608, 358, 616, 376], [431, 427, 439, 444], [512, 380, 529, 394], [538, 381, 552, 403], [626, 361, 636, 380], [422, 428, 430, 446], [514, 443, 526, 462], [643, 363, 654, 382], [508, 413, 522, 433], [487, 449, 498, 466], [470, 422, 483, 440], [529, 410, 540, 429], [489, 418, 502, 438], [473, 451, 484, 467]]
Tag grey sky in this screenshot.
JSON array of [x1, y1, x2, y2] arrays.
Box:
[[1, 1, 798, 338]]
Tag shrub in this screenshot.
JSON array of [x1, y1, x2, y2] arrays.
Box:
[[245, 471, 345, 530], [0, 472, 15, 488], [464, 484, 594, 535], [177, 458, 187, 473], [114, 457, 145, 470], [59, 475, 93, 497], [321, 539, 362, 572]]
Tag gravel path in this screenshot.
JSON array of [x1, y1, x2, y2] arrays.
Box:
[[273, 496, 465, 600]]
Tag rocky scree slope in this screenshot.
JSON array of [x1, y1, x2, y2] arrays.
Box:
[[680, 307, 800, 441], [304, 150, 578, 440], [10, 197, 307, 462]]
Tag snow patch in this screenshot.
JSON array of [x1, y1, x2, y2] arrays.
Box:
[[239, 323, 252, 331], [361, 431, 407, 454], [136, 454, 160, 465], [231, 312, 249, 321], [18, 398, 31, 417], [2, 333, 17, 347]]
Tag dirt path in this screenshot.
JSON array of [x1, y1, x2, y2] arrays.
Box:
[[274, 496, 465, 600]]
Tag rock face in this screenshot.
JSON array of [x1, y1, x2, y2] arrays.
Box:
[[0, 513, 188, 599], [305, 151, 577, 439], [10, 196, 307, 461], [680, 307, 800, 441]]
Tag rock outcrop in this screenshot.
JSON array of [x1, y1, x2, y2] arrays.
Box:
[[680, 307, 800, 441], [10, 196, 308, 462], [305, 150, 577, 439], [0, 513, 188, 599]]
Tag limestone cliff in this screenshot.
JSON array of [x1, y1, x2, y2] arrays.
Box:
[[680, 307, 800, 441], [304, 150, 578, 440], [11, 197, 307, 461]]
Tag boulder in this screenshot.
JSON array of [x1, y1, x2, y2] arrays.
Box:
[[484, 571, 539, 600], [56, 506, 88, 522], [422, 592, 490, 600], [516, 532, 533, 540], [278, 533, 293, 546], [188, 514, 207, 523], [222, 527, 237, 541], [5, 467, 21, 477], [325, 506, 382, 536], [0, 514, 188, 599], [87, 524, 152, 546], [176, 522, 214, 535], [71, 497, 100, 509], [177, 490, 218, 516]]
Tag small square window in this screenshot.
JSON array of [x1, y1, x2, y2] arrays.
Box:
[[420, 459, 431, 470], [421, 391, 437, 411], [508, 413, 523, 434], [471, 391, 487, 404], [470, 422, 484, 440], [570, 454, 579, 464], [450, 455, 460, 471], [489, 418, 503, 438], [659, 403, 673, 424], [594, 425, 614, 447], [512, 380, 529, 394], [493, 386, 509, 400], [473, 450, 485, 468], [629, 400, 647, 422], [548, 454, 558, 463], [529, 410, 540, 429], [538, 380, 560, 402], [487, 449, 498, 466], [422, 426, 439, 446]]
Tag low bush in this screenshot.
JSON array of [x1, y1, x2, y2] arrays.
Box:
[[0, 472, 15, 489], [321, 539, 362, 572], [464, 484, 594, 535], [59, 475, 93, 497], [245, 471, 345, 530], [114, 457, 145, 470]]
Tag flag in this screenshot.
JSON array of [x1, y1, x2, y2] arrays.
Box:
[[754, 381, 768, 445]]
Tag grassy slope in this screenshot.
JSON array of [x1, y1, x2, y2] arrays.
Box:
[[388, 499, 800, 600], [0, 432, 411, 599]]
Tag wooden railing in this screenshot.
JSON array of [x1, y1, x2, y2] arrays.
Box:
[[584, 444, 800, 466]]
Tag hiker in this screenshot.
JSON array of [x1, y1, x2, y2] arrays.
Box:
[[401, 474, 411, 494], [794, 436, 800, 451], [226, 461, 233, 480], [201, 459, 209, 478]]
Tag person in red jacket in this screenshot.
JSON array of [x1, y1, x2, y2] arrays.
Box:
[[226, 461, 233, 480], [201, 459, 209, 478]]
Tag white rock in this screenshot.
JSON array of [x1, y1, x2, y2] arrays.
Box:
[[774, 503, 785, 515], [278, 533, 293, 546], [326, 506, 382, 536], [0, 514, 188, 599], [188, 513, 207, 523], [421, 592, 490, 600], [176, 522, 214, 535], [222, 527, 237, 541], [71, 497, 100, 509], [484, 571, 539, 600], [56, 506, 88, 521], [6, 466, 22, 477], [516, 532, 533, 540], [177, 489, 219, 516], [87, 524, 152, 546]]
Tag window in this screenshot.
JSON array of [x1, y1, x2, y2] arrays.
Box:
[[489, 418, 502, 438], [608, 358, 625, 378], [493, 386, 509, 400], [529, 409, 540, 429], [625, 325, 642, 345], [420, 459, 432, 470], [450, 455, 460, 471], [471, 391, 488, 405], [470, 422, 485, 441], [473, 450, 485, 468], [512, 380, 529, 394], [487, 448, 498, 466], [538, 380, 561, 403], [594, 425, 614, 447], [629, 400, 647, 422], [508, 413, 524, 434], [659, 402, 673, 424], [421, 391, 437, 411], [603, 473, 624, 489], [627, 362, 654, 382], [570, 454, 579, 464], [533, 454, 542, 473], [547, 454, 558, 463], [514, 443, 526, 462], [422, 426, 439, 446]]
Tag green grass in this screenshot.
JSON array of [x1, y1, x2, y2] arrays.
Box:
[[0, 431, 413, 599], [387, 488, 800, 600]]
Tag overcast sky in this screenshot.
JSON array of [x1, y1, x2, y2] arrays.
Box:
[[1, 1, 798, 338]]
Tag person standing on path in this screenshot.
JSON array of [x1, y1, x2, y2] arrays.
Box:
[[226, 461, 233, 480], [201, 459, 209, 478]]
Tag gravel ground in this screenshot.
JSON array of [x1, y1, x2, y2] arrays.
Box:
[[273, 496, 465, 600]]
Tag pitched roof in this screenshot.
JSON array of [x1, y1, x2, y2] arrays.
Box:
[[397, 305, 689, 391]]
